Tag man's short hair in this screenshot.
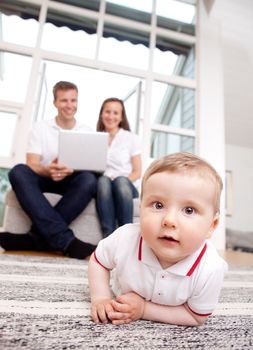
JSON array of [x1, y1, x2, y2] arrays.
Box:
[[53, 81, 78, 100]]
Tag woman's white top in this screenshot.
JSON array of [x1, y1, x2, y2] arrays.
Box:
[[104, 128, 141, 180]]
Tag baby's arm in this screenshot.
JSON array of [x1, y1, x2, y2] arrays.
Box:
[[143, 300, 208, 326], [88, 253, 114, 324], [110, 293, 208, 326]]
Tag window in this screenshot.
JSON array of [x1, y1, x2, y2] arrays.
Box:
[[99, 23, 150, 69], [0, 52, 32, 103], [0, 111, 19, 158], [0, 0, 196, 163], [151, 131, 195, 159], [36, 60, 143, 131], [0, 167, 10, 226], [42, 9, 98, 59]]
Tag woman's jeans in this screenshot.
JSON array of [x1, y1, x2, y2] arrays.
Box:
[[8, 164, 97, 251], [96, 175, 139, 238]]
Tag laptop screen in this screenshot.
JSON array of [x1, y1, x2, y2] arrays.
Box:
[[58, 130, 109, 172]]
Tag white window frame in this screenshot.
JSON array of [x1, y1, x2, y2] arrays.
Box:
[[0, 101, 22, 168]]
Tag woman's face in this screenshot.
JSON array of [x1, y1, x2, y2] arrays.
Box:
[[101, 101, 123, 132]]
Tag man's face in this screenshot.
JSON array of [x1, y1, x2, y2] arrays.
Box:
[[54, 88, 78, 121]]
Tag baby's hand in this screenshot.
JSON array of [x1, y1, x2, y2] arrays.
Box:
[[91, 298, 114, 324], [108, 292, 145, 325]]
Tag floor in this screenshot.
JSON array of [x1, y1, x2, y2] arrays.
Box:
[[1, 248, 253, 268], [219, 249, 253, 268], [1, 249, 252, 349]]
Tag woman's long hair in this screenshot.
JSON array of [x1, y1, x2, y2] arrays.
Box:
[[96, 97, 130, 131]]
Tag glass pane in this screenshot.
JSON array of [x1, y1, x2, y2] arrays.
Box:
[[124, 81, 143, 134], [0, 167, 10, 226], [100, 22, 149, 70], [156, 0, 196, 26], [106, 0, 152, 24], [0, 111, 18, 157], [0, 52, 32, 103], [154, 36, 195, 78], [53, 0, 100, 12], [37, 60, 142, 130], [0, 7, 39, 47], [41, 9, 97, 59], [151, 82, 195, 129], [151, 131, 195, 159]]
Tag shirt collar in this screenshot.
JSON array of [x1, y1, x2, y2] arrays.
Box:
[[52, 117, 62, 130], [52, 117, 82, 130], [138, 236, 207, 276]]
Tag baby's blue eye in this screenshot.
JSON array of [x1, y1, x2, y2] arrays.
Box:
[[153, 202, 163, 210], [183, 207, 195, 215]]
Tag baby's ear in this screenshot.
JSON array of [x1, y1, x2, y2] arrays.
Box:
[[206, 213, 219, 239]]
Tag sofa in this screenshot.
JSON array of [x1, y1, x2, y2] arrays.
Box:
[[2, 189, 140, 246], [226, 228, 253, 253]]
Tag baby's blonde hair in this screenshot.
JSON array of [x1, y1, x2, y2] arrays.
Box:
[[141, 152, 223, 213]]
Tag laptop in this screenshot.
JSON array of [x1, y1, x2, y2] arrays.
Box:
[[58, 130, 109, 172]]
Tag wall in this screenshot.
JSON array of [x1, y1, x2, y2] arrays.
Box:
[[197, 0, 225, 250], [226, 144, 253, 232]]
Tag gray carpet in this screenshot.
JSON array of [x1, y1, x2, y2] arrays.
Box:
[[0, 253, 252, 349]]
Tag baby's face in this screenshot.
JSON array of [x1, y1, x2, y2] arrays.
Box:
[[140, 171, 218, 269]]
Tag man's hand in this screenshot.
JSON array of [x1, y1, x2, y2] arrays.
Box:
[[91, 298, 115, 324], [108, 292, 145, 325], [50, 158, 73, 181]]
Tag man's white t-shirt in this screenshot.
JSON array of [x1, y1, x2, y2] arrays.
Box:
[[27, 118, 91, 166], [94, 223, 228, 316]]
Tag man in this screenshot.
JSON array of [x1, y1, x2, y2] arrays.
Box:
[[0, 81, 97, 259]]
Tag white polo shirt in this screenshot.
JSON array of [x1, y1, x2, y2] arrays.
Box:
[[94, 223, 228, 316], [27, 118, 91, 166], [104, 128, 141, 181]]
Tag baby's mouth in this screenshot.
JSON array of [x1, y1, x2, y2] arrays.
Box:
[[159, 236, 179, 243]]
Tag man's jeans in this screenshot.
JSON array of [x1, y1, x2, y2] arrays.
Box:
[[96, 175, 138, 238], [8, 164, 97, 251]]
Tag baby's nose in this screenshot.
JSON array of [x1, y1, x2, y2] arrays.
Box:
[[161, 210, 177, 229]]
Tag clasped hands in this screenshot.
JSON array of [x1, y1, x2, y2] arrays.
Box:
[[91, 292, 145, 325], [49, 158, 73, 181]]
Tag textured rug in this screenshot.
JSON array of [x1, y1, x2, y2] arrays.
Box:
[[0, 253, 252, 350]]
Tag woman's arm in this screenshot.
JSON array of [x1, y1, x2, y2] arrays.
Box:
[[128, 154, 142, 182]]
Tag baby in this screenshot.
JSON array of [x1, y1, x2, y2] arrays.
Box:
[[88, 152, 228, 326]]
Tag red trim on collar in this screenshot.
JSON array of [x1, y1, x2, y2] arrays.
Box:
[[93, 251, 110, 271], [186, 243, 207, 276], [138, 236, 143, 261]]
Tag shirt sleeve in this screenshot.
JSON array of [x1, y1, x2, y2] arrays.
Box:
[[187, 261, 228, 316], [26, 122, 43, 155], [130, 133, 141, 157], [94, 227, 123, 270]]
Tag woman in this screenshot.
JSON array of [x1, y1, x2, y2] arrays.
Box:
[[96, 97, 142, 237]]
